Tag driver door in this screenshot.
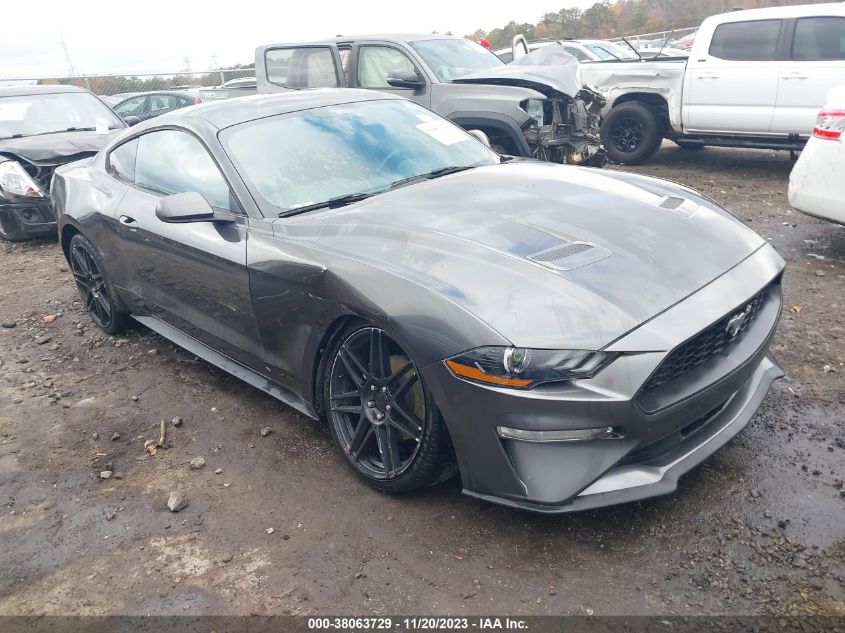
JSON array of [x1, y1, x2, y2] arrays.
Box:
[[109, 129, 263, 369], [349, 42, 431, 107]]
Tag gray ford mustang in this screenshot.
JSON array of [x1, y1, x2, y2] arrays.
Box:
[[52, 89, 784, 513]]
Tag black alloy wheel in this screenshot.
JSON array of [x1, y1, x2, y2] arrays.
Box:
[[68, 234, 129, 335], [611, 117, 645, 153], [325, 325, 454, 492], [600, 101, 662, 165]]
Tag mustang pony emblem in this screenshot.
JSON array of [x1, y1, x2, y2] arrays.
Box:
[[725, 305, 752, 339]]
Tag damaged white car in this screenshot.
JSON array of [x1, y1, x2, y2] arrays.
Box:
[[512, 3, 845, 164]]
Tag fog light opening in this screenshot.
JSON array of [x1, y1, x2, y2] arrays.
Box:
[[496, 425, 622, 443]]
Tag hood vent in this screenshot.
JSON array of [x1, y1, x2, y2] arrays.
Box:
[[657, 195, 698, 218], [659, 196, 685, 210], [529, 241, 611, 271]]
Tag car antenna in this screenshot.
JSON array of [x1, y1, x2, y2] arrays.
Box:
[[655, 27, 675, 58], [620, 35, 642, 60]]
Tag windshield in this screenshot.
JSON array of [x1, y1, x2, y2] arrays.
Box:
[[586, 43, 638, 60], [0, 92, 124, 139], [410, 38, 504, 82], [223, 99, 498, 214]]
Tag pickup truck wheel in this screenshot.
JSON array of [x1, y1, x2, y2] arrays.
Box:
[[601, 102, 662, 165]]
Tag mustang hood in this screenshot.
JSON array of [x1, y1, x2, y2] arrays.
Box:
[[290, 162, 767, 350], [454, 44, 582, 98], [0, 130, 118, 165]]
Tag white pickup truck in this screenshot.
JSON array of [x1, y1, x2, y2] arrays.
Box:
[[562, 3, 845, 164]]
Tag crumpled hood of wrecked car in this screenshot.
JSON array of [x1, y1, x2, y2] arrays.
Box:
[[285, 162, 767, 349], [0, 130, 119, 165], [454, 44, 582, 97]]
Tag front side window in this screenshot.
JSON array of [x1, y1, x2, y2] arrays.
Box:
[[134, 130, 230, 210], [357, 46, 418, 88], [410, 38, 503, 82], [114, 96, 146, 117], [585, 44, 626, 60], [563, 45, 590, 62], [709, 19, 782, 61], [793, 16, 845, 61], [0, 92, 124, 139], [223, 99, 498, 214], [108, 138, 139, 182], [265, 47, 339, 89]]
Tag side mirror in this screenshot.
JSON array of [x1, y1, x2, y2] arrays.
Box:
[[155, 192, 234, 224], [123, 115, 141, 126], [386, 70, 425, 90], [467, 129, 491, 147]]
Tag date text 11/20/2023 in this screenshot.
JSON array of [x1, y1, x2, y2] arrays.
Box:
[[307, 617, 528, 630]]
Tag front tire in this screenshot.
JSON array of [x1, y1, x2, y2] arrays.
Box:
[[68, 233, 130, 335], [601, 102, 663, 165], [324, 324, 454, 493]]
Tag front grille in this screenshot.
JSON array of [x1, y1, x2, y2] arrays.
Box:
[[641, 285, 769, 393]]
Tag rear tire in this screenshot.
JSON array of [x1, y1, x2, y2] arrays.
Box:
[[324, 323, 455, 494], [68, 233, 130, 335], [601, 102, 662, 165]]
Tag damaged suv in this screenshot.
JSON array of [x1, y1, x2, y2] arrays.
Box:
[[0, 85, 125, 240], [255, 35, 606, 166]]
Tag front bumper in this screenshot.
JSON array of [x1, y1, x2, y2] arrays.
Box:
[[422, 244, 785, 513], [0, 199, 57, 240], [463, 356, 782, 513]]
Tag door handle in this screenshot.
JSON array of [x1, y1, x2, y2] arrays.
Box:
[[698, 73, 719, 78], [782, 74, 808, 80], [119, 215, 139, 228]]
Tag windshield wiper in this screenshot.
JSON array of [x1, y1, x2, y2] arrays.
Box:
[[388, 164, 479, 191], [278, 191, 379, 217], [278, 164, 484, 218]]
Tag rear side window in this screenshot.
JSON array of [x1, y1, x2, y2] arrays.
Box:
[[793, 16, 845, 61], [135, 130, 231, 210], [108, 138, 138, 182], [709, 19, 782, 61], [265, 47, 339, 89]]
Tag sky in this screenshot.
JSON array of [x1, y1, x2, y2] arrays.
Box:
[[0, 0, 600, 79]]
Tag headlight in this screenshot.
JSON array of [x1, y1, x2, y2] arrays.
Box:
[[445, 346, 619, 389], [520, 98, 546, 127], [0, 161, 44, 198]]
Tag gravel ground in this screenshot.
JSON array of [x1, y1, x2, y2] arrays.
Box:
[[0, 143, 843, 617]]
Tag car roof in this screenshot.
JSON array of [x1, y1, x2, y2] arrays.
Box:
[[705, 2, 845, 25], [0, 84, 87, 97], [117, 90, 193, 99], [144, 88, 401, 131], [264, 33, 463, 47]]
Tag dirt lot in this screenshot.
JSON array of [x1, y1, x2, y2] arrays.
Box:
[[1, 143, 843, 617]]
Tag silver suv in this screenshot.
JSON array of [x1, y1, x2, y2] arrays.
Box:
[[255, 35, 606, 166]]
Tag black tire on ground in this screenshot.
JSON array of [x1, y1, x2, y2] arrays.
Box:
[[600, 101, 663, 165], [68, 233, 131, 335], [324, 323, 455, 494], [675, 140, 705, 150]]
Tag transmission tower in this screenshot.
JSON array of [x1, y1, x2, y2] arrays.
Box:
[[59, 31, 75, 76]]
